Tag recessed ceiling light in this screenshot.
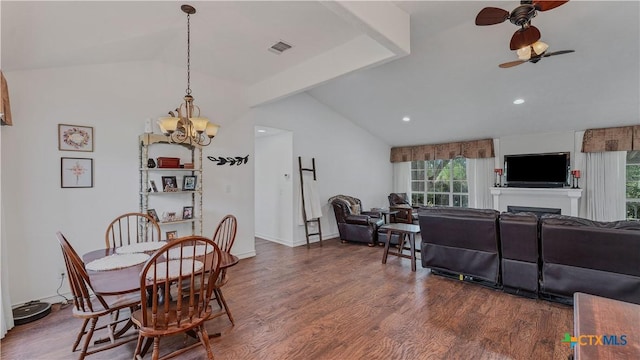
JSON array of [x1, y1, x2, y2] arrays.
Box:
[[257, 129, 266, 133], [513, 99, 525, 105], [402, 116, 411, 122]]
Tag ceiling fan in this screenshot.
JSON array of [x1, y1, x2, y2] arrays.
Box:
[[498, 48, 574, 68], [475, 0, 569, 50]]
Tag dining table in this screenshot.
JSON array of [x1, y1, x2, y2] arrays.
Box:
[[83, 246, 239, 296], [82, 243, 239, 346]]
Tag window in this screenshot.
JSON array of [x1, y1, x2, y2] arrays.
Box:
[[626, 151, 640, 220], [411, 158, 468, 207]]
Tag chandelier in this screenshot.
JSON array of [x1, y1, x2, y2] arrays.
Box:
[[157, 4, 219, 146]]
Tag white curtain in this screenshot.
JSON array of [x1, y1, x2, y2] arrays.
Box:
[[1, 212, 12, 339], [392, 161, 411, 195], [467, 158, 494, 209], [584, 151, 627, 221], [1, 126, 13, 338]]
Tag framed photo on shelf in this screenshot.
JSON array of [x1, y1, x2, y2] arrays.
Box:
[[147, 209, 159, 222], [166, 230, 178, 241], [161, 176, 178, 191], [58, 124, 94, 152], [182, 175, 197, 191], [148, 180, 158, 192], [61, 157, 93, 188], [182, 206, 194, 220]]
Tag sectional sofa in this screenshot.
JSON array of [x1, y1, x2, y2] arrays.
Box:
[[418, 207, 640, 305]]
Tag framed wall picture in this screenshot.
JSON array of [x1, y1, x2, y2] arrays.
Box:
[[58, 124, 94, 152], [161, 176, 178, 191], [182, 175, 197, 191], [147, 209, 160, 222], [61, 157, 93, 188], [166, 230, 177, 241], [148, 180, 158, 192], [182, 206, 194, 220]]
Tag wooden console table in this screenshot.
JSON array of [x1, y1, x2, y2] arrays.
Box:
[[573, 292, 640, 359]]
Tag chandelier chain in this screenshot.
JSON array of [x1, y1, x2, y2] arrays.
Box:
[[157, 4, 218, 147], [186, 13, 191, 96]]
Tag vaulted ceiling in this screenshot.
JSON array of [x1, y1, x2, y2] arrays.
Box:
[[2, 1, 639, 146]]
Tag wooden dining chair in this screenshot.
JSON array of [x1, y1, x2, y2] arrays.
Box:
[[131, 236, 224, 360], [56, 232, 140, 360], [211, 214, 237, 325], [105, 212, 161, 249]]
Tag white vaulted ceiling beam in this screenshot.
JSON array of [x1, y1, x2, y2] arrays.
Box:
[[247, 0, 410, 107]]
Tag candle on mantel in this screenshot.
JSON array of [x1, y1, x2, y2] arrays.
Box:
[[573, 170, 581, 178]]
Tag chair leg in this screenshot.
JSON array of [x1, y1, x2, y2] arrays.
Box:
[[212, 289, 223, 309], [133, 333, 144, 360], [215, 288, 234, 325], [79, 317, 99, 360], [72, 318, 90, 352], [140, 337, 153, 358], [197, 326, 215, 360], [151, 337, 160, 360]]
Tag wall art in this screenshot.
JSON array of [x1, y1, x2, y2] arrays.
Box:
[[58, 124, 94, 152], [207, 155, 249, 166], [61, 157, 93, 188]]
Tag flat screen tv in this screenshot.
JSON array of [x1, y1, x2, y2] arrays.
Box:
[[504, 152, 570, 188]]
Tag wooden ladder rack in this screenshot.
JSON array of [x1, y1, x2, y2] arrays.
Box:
[[298, 156, 322, 248]]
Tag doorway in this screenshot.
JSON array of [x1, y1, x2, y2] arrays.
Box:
[[254, 126, 294, 248]]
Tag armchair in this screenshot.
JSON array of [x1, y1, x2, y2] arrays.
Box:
[[388, 193, 418, 224], [329, 195, 384, 246]]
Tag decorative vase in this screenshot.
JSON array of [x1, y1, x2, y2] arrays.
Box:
[[147, 158, 156, 168]]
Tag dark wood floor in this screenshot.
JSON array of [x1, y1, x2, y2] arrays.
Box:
[[1, 238, 573, 360]]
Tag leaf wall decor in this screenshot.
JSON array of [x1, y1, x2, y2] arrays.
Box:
[[207, 155, 249, 166]]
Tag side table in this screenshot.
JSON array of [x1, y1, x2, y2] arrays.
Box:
[[371, 208, 399, 224], [381, 223, 420, 271]]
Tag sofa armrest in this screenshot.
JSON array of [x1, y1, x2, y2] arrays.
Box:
[[361, 210, 381, 218], [345, 214, 373, 225]]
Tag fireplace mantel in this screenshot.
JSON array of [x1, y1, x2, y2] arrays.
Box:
[[490, 187, 583, 216]]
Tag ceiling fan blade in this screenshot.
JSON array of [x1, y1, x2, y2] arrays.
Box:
[[543, 49, 576, 57], [510, 26, 541, 50], [499, 60, 527, 68], [533, 1, 569, 12], [475, 7, 510, 26]]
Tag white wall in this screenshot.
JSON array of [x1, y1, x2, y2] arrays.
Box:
[[250, 93, 392, 245], [255, 130, 294, 245], [1, 61, 254, 305], [498, 131, 575, 166]]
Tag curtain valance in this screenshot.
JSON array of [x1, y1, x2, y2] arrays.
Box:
[[390, 138, 494, 163], [581, 126, 638, 152]]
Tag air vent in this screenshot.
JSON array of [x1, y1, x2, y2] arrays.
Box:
[[268, 41, 293, 55]]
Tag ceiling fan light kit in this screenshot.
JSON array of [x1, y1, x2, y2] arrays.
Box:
[[517, 41, 549, 60], [475, 0, 573, 68]]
